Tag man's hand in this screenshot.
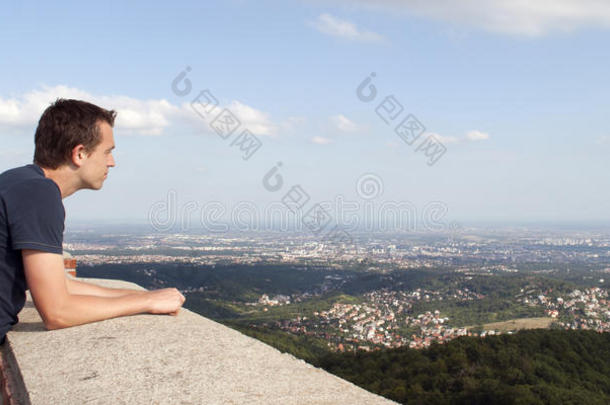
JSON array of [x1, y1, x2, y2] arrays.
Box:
[[146, 288, 186, 316]]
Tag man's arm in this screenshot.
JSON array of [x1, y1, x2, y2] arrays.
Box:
[[66, 277, 147, 297], [22, 250, 185, 330]]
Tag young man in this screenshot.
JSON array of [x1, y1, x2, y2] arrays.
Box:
[[0, 99, 185, 345]]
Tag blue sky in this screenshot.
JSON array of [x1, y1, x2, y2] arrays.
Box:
[[1, 0, 609, 227]]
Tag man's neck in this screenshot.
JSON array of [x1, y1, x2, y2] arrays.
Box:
[[39, 165, 80, 199]]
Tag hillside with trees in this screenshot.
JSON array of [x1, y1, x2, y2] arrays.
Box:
[[318, 329, 610, 404]]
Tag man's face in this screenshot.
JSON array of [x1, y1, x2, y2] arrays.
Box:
[[80, 121, 115, 190]]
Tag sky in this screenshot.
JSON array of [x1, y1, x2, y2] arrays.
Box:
[[1, 0, 609, 229]]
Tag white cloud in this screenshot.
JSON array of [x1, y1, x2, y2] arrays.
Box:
[[111, 98, 177, 136], [0, 85, 180, 136], [466, 130, 490, 141], [0, 85, 278, 137], [226, 101, 276, 136], [424, 130, 490, 145], [346, 0, 610, 36], [0, 86, 90, 127], [312, 136, 333, 145], [330, 114, 359, 132], [596, 135, 610, 145], [310, 13, 384, 42], [429, 133, 460, 144]]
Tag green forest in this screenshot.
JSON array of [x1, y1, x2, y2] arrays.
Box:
[[317, 329, 610, 404], [227, 324, 610, 404]]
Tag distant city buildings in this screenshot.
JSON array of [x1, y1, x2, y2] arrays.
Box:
[[64, 228, 610, 351], [64, 230, 610, 270]]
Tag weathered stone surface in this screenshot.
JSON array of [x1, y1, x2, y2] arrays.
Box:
[[4, 278, 395, 404]]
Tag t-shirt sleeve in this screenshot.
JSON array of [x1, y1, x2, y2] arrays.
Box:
[[5, 179, 64, 254]]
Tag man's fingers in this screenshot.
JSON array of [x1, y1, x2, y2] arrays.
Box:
[[146, 288, 186, 315]]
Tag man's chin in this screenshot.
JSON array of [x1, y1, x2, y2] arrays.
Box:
[[84, 182, 104, 191]]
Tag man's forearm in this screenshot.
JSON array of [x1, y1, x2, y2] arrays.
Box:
[[23, 251, 185, 330], [45, 293, 152, 330], [66, 277, 147, 298]]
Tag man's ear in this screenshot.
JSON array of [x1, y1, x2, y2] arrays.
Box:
[[70, 144, 87, 168]]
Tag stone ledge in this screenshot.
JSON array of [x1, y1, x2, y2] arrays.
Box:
[[1, 340, 28, 405], [2, 278, 395, 404]]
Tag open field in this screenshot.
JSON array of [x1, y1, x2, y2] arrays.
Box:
[[481, 317, 555, 332]]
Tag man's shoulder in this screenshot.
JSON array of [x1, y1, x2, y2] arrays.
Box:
[[0, 164, 59, 198], [0, 164, 65, 239], [0, 164, 44, 182]]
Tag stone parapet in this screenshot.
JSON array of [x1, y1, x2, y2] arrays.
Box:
[[1, 278, 395, 404]]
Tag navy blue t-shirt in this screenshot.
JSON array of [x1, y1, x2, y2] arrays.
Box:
[[0, 164, 65, 343]]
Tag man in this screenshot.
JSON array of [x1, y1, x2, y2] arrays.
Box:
[[0, 99, 185, 345]]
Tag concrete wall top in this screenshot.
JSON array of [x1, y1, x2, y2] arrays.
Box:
[[2, 278, 395, 405]]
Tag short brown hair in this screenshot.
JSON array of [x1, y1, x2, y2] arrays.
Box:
[[34, 99, 117, 169]]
